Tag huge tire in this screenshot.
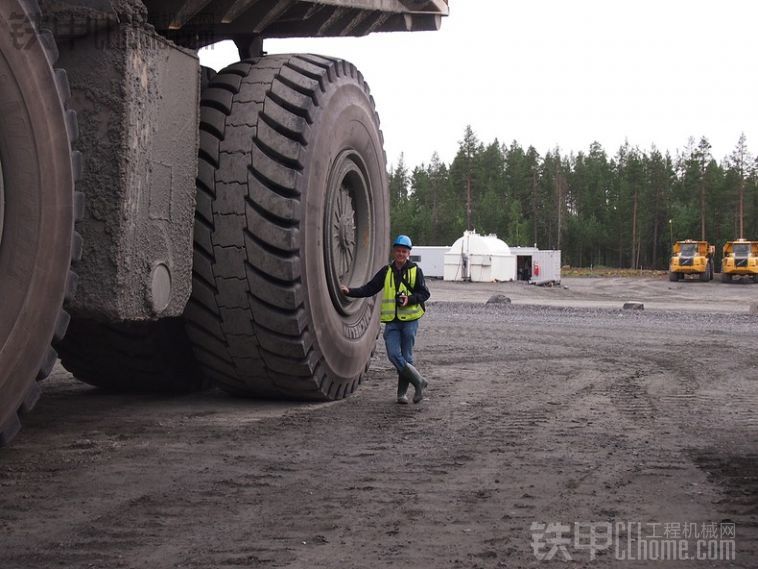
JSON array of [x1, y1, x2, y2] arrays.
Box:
[[185, 55, 388, 400], [58, 318, 205, 393], [721, 272, 732, 283], [0, 1, 81, 445], [55, 67, 218, 394]]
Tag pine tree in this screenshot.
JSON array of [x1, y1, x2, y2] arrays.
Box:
[[645, 148, 675, 268], [388, 155, 412, 239], [448, 126, 484, 240], [475, 140, 506, 235], [727, 133, 753, 239], [693, 137, 713, 240]]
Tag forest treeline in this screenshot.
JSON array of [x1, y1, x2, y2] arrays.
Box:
[[389, 126, 758, 269]]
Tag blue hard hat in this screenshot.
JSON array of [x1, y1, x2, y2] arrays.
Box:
[[392, 234, 412, 249]]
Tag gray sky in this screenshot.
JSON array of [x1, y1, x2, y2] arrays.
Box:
[[200, 0, 758, 169]]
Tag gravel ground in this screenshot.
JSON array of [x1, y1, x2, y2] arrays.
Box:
[[1, 278, 756, 568]]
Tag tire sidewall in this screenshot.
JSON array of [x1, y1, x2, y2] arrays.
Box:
[[0, 7, 73, 402], [301, 77, 388, 383]]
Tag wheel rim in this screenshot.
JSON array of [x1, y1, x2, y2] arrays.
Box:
[[324, 150, 374, 317]]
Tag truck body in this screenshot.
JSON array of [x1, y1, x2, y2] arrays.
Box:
[[721, 239, 758, 283], [668, 240, 714, 282], [0, 0, 448, 445]]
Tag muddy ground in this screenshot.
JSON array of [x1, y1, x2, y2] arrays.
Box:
[[1, 277, 757, 568]]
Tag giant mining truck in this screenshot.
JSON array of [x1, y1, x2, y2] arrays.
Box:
[[721, 239, 758, 283], [668, 240, 715, 282], [0, 0, 449, 445]]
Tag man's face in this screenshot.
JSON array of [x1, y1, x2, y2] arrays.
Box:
[[393, 245, 411, 264]]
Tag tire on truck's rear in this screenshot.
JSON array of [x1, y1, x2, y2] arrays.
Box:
[[185, 55, 388, 399], [58, 318, 205, 393], [0, 0, 81, 445]]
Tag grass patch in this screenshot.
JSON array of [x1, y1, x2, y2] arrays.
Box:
[[562, 266, 668, 278]]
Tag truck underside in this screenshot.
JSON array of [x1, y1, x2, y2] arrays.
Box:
[[0, 0, 447, 445]]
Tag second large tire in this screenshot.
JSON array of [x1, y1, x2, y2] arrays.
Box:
[[186, 55, 389, 400], [58, 318, 205, 393]]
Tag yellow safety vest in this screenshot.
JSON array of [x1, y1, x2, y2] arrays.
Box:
[[380, 265, 425, 323]]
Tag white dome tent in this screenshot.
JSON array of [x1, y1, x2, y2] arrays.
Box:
[[443, 230, 516, 282]]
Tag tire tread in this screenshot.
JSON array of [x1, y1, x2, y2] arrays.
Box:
[[185, 54, 384, 401], [59, 319, 206, 393]]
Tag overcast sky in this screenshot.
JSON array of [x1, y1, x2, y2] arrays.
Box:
[[199, 0, 758, 169]]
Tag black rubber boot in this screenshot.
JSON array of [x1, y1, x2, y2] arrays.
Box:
[[396, 373, 409, 404], [400, 363, 428, 404]]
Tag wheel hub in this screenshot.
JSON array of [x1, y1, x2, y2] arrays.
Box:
[[335, 185, 356, 276], [324, 151, 374, 315]]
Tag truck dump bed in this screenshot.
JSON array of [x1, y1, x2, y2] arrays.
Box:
[[141, 0, 449, 46]]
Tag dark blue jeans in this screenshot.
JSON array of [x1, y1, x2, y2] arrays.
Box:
[[383, 319, 419, 372]]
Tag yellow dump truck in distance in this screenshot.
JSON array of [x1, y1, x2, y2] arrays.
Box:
[[669, 240, 714, 282], [721, 239, 758, 283]]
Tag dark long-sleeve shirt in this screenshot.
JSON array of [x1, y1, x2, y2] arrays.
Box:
[[347, 261, 431, 307]]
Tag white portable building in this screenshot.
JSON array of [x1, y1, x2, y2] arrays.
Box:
[[531, 249, 561, 284], [411, 246, 448, 278], [443, 231, 516, 282], [510, 246, 562, 285]]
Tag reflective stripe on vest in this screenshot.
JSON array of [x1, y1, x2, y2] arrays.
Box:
[[380, 265, 424, 323]]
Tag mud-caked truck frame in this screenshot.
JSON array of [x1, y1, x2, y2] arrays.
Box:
[[0, 0, 448, 445]]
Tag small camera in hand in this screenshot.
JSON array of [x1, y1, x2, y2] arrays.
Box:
[[396, 292, 407, 306]]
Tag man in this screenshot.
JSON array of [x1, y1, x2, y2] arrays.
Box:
[[340, 235, 431, 404]]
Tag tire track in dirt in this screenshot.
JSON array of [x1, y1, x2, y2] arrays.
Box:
[[1, 302, 757, 568]]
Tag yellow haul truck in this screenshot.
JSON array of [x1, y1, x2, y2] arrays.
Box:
[[721, 240, 758, 283], [668, 240, 714, 282]]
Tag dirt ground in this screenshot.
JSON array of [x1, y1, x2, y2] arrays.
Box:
[[1, 277, 757, 568]]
